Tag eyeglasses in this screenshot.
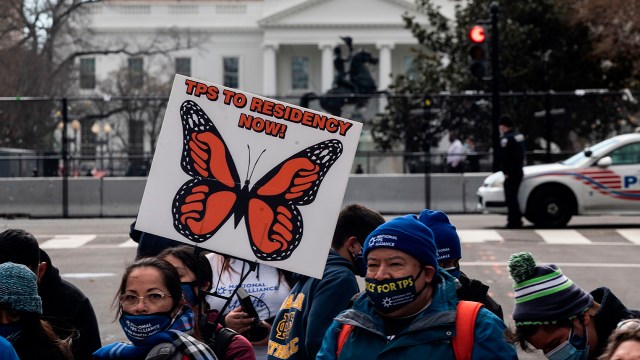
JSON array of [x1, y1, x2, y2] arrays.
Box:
[[616, 319, 640, 332], [120, 292, 171, 309]]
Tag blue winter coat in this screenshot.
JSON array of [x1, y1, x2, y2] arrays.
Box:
[[267, 250, 359, 360], [316, 270, 518, 360]]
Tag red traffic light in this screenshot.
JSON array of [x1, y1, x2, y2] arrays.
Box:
[[469, 25, 486, 43]]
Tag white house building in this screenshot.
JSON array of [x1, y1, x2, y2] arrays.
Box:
[[79, 0, 457, 173]]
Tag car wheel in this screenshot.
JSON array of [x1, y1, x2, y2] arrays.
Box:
[[528, 186, 574, 228]]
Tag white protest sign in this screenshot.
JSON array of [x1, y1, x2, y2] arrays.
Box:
[[136, 75, 362, 279]]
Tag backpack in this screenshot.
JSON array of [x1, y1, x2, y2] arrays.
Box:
[[336, 300, 483, 360], [207, 326, 239, 359]]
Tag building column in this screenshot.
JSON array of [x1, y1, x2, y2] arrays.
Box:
[[262, 42, 279, 96], [376, 42, 395, 112], [318, 42, 335, 93]]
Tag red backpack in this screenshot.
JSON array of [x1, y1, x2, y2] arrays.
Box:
[[336, 300, 483, 360]]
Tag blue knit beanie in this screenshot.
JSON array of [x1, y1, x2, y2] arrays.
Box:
[[363, 214, 438, 269], [509, 252, 593, 326], [418, 209, 461, 261], [0, 262, 42, 314]]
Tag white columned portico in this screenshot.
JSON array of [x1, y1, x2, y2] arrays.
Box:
[[376, 42, 395, 112], [262, 42, 279, 96], [319, 42, 335, 93]]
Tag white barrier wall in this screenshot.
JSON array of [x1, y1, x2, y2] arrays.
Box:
[[0, 174, 490, 217]]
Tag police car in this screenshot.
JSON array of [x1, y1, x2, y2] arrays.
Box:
[[477, 133, 640, 227]]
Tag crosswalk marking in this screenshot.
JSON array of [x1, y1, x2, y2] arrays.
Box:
[[40, 235, 97, 249], [458, 230, 503, 243], [118, 239, 138, 248], [534, 230, 592, 244], [617, 230, 640, 245], [34, 229, 640, 249]]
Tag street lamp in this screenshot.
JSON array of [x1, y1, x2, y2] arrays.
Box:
[[57, 119, 81, 175], [92, 121, 113, 174]]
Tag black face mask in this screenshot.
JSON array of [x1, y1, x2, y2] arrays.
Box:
[[350, 251, 366, 277], [365, 268, 425, 314]]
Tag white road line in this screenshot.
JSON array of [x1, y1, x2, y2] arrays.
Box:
[[535, 230, 592, 244], [40, 235, 97, 249], [62, 273, 116, 278], [461, 262, 640, 268], [617, 229, 640, 245], [118, 239, 138, 248], [457, 230, 503, 243]]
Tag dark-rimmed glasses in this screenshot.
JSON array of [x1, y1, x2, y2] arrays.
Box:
[[120, 292, 171, 310]]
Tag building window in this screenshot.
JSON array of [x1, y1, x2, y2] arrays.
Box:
[[176, 57, 191, 77], [128, 57, 144, 88], [291, 56, 309, 90], [223, 57, 239, 88], [403, 56, 418, 81], [79, 58, 96, 89]]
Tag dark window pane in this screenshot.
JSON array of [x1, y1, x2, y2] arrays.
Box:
[[292, 56, 309, 90], [223, 57, 239, 88], [176, 57, 191, 77], [80, 58, 96, 89], [128, 57, 144, 88]]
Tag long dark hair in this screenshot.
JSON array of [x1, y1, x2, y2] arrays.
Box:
[[158, 245, 213, 292], [113, 257, 183, 318], [5, 308, 73, 360]]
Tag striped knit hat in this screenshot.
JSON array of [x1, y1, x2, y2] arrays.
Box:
[[0, 262, 42, 314], [509, 252, 593, 326]]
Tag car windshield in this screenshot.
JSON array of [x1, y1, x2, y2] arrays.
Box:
[[561, 137, 621, 166]]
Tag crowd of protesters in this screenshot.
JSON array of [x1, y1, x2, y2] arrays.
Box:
[[1, 203, 638, 360]]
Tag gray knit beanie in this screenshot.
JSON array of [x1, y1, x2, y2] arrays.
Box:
[[0, 262, 42, 314]]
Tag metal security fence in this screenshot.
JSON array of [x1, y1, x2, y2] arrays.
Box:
[[1, 90, 638, 178]]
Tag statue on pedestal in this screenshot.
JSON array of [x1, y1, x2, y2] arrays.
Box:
[[301, 36, 379, 117]]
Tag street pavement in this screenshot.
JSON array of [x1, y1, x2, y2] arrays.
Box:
[[1, 214, 639, 359]]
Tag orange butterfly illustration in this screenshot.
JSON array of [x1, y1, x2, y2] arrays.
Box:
[[172, 100, 343, 261]]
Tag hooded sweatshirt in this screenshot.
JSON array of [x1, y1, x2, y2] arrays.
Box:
[[267, 249, 359, 360]]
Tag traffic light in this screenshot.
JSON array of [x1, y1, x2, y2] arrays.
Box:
[[468, 25, 487, 79]]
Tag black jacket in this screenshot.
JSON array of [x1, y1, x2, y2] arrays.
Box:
[[591, 287, 640, 357], [456, 272, 504, 320], [500, 129, 525, 177], [39, 250, 102, 360]]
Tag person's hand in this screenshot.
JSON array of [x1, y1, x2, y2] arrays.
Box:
[[224, 306, 255, 334], [250, 321, 272, 346]]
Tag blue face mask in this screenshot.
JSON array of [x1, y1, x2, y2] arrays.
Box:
[[181, 282, 199, 307], [444, 266, 461, 279], [545, 323, 589, 360], [119, 312, 174, 345], [0, 323, 21, 343]]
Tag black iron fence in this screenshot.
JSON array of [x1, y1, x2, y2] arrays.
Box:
[[1, 90, 638, 177]]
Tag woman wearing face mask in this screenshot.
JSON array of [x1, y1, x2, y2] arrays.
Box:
[[93, 257, 217, 360], [0, 262, 73, 360], [158, 245, 255, 360]]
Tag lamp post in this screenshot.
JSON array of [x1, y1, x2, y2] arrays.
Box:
[[57, 118, 81, 175], [92, 121, 113, 174]]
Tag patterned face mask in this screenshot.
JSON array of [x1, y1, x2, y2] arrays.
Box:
[[365, 269, 424, 314]]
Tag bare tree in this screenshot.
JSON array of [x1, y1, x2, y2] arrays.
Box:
[[0, 0, 198, 149]]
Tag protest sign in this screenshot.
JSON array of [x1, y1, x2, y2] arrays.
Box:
[[136, 75, 362, 278]]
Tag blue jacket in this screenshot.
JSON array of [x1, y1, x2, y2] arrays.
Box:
[[316, 270, 517, 360], [267, 250, 359, 360], [0, 336, 19, 360]]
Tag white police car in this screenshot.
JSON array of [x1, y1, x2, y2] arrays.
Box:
[[477, 133, 640, 227]]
